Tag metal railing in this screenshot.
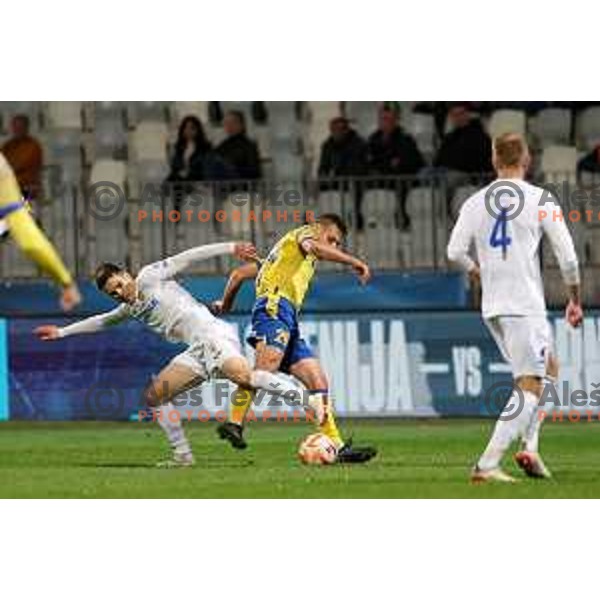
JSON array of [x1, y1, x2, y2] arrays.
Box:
[[2, 171, 600, 305]]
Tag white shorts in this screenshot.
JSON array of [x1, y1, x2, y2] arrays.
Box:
[[485, 316, 553, 379], [169, 323, 243, 381]]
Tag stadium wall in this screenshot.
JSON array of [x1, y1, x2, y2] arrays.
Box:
[[6, 311, 600, 421]]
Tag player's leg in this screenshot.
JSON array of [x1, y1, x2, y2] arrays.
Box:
[[474, 317, 546, 482], [515, 344, 557, 478], [142, 360, 205, 467], [289, 356, 377, 464], [217, 313, 288, 449]]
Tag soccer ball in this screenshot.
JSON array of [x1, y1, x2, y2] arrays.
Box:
[[298, 433, 338, 465]]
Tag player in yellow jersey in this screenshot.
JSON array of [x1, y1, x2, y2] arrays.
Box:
[[0, 151, 80, 310], [213, 213, 377, 463]]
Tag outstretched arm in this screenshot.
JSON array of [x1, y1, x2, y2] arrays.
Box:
[[34, 305, 130, 341], [300, 237, 371, 284], [213, 262, 259, 315], [138, 242, 257, 283], [1, 153, 81, 311]]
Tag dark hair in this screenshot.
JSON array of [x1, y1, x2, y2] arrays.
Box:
[[225, 110, 246, 133], [13, 114, 30, 128], [175, 115, 210, 153], [94, 262, 123, 291], [318, 213, 347, 237]]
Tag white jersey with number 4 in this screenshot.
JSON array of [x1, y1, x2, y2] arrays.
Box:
[[447, 178, 579, 318]]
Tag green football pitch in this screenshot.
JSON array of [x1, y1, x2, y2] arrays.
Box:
[[0, 419, 598, 498]]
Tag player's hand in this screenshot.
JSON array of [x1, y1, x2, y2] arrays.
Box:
[[468, 265, 481, 288], [353, 260, 371, 285], [210, 300, 226, 316], [60, 283, 81, 312], [233, 242, 259, 263], [34, 325, 60, 341], [566, 299, 583, 328]]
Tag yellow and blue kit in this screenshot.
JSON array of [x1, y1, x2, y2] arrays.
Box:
[[0, 152, 73, 287], [248, 223, 319, 372]]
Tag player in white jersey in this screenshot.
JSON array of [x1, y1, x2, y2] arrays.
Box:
[[447, 133, 583, 483], [34, 242, 307, 467]]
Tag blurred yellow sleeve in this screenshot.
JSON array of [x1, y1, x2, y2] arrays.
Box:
[[0, 152, 73, 287]]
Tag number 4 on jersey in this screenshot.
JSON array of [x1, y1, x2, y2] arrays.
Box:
[[489, 209, 512, 258]]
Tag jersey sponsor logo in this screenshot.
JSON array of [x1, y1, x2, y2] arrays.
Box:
[[131, 297, 159, 321]]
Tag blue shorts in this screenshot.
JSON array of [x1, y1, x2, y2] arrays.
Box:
[[247, 297, 314, 374]]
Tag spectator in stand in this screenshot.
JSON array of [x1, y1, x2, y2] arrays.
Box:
[[367, 107, 425, 230], [1, 114, 43, 200], [215, 110, 262, 181], [434, 102, 492, 175], [318, 116, 368, 230], [367, 107, 425, 177], [318, 117, 367, 179], [165, 115, 214, 212], [578, 145, 600, 175], [167, 116, 212, 183]]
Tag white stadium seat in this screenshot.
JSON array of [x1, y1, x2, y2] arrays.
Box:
[[540, 145, 577, 182], [529, 108, 572, 147], [488, 109, 526, 139], [576, 106, 600, 151], [90, 159, 127, 187], [172, 101, 209, 125], [404, 113, 436, 158], [46, 102, 83, 130], [131, 121, 169, 161], [344, 101, 378, 136]]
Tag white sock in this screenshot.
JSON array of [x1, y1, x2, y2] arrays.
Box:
[[250, 370, 302, 400], [522, 377, 554, 453], [478, 390, 538, 471], [155, 402, 191, 455]]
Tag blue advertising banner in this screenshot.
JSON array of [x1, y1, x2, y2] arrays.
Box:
[[0, 272, 466, 316], [8, 311, 600, 420]]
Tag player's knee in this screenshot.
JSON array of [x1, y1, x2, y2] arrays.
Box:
[[255, 344, 283, 372], [547, 353, 559, 380], [143, 383, 161, 408], [516, 375, 543, 396]]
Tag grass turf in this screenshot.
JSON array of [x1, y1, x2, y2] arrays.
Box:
[[0, 418, 598, 498]]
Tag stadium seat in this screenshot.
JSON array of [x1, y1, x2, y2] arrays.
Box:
[[529, 108, 572, 147], [540, 145, 577, 184], [87, 160, 129, 266], [131, 121, 169, 162], [44, 129, 82, 168], [365, 222, 401, 269], [576, 106, 600, 151], [362, 189, 398, 222], [127, 101, 170, 125], [404, 113, 436, 159], [317, 190, 344, 216], [344, 101, 378, 136], [90, 159, 127, 188], [93, 101, 126, 124], [93, 118, 128, 160], [305, 102, 342, 174], [45, 102, 83, 130], [488, 109, 527, 138], [172, 101, 210, 125], [451, 185, 477, 218]]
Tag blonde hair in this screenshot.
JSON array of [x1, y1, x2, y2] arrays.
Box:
[[493, 133, 528, 169]]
